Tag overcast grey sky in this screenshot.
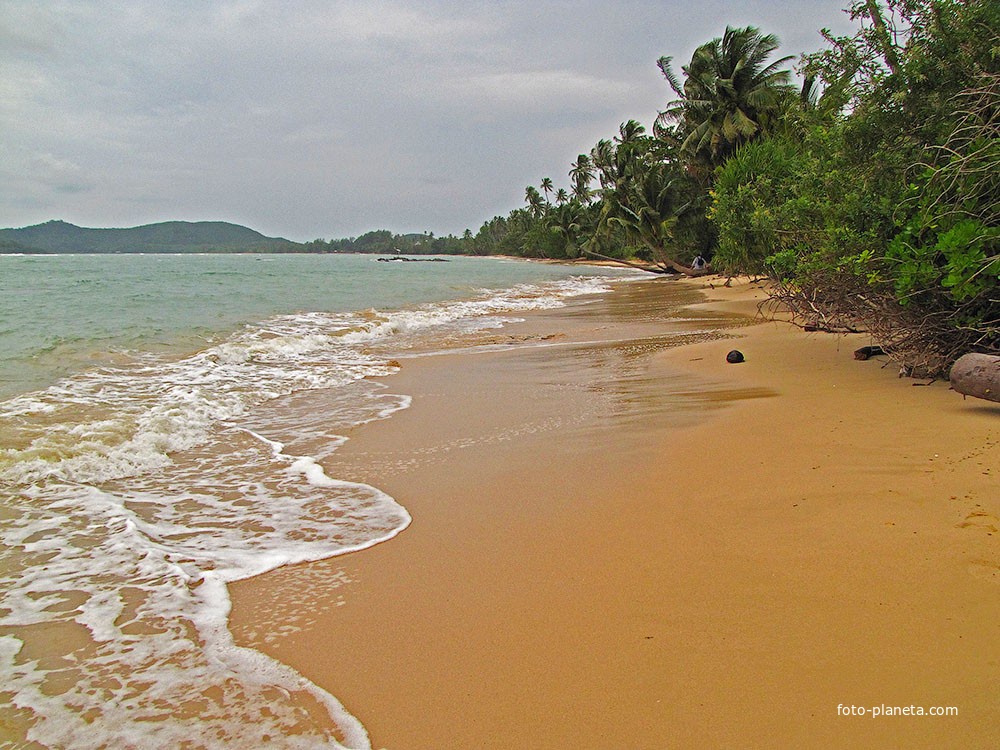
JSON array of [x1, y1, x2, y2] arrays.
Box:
[[1, 1, 857, 241]]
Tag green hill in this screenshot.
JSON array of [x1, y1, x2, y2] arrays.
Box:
[[0, 220, 304, 254]]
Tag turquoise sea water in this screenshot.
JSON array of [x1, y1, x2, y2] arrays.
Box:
[[0, 253, 636, 749], [0, 253, 632, 399]]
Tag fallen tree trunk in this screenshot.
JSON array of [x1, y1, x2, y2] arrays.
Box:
[[581, 248, 668, 274], [949, 353, 1000, 403], [854, 345, 887, 360]]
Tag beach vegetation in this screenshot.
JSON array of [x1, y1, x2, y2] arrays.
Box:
[[462, 0, 996, 375], [717, 0, 1000, 375], [469, 25, 796, 275], [586, 121, 704, 274], [304, 229, 469, 255], [654, 26, 796, 178]]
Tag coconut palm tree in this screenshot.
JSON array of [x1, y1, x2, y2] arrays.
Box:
[[569, 153, 596, 203], [616, 119, 646, 146], [524, 185, 546, 218], [585, 123, 706, 276], [590, 139, 616, 189], [539, 177, 555, 203], [656, 26, 794, 172], [548, 200, 588, 258]]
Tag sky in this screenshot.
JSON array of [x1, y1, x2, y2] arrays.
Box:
[[1, 1, 858, 242]]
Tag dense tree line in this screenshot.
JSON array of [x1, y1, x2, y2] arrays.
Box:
[[710, 0, 998, 375], [462, 0, 997, 375], [463, 24, 801, 270], [306, 2, 995, 375], [304, 229, 468, 255]]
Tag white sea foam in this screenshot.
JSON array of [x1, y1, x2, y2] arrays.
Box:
[[0, 272, 618, 748]]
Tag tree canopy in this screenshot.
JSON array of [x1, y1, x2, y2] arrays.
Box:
[[301, 2, 997, 376], [459, 1, 997, 375], [707, 0, 999, 375], [656, 26, 795, 174]]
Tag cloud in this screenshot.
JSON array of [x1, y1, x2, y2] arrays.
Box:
[[0, 2, 64, 54], [0, 0, 858, 238], [443, 69, 642, 118], [312, 1, 488, 44], [32, 152, 82, 175]]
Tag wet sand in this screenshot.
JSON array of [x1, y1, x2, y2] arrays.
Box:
[[229, 277, 999, 749]]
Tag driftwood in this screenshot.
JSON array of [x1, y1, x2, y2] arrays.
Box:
[[949, 353, 1000, 403], [804, 323, 865, 334], [581, 249, 670, 274], [854, 345, 887, 360]]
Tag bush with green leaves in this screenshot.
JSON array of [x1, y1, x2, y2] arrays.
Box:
[[709, 137, 804, 275], [722, 0, 1000, 374]]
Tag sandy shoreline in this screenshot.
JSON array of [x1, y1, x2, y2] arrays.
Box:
[[229, 277, 998, 749]]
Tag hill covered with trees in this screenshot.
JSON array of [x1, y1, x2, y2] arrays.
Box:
[[0, 221, 470, 256], [0, 220, 303, 254]]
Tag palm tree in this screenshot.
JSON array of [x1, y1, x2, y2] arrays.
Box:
[[590, 139, 616, 189], [585, 123, 706, 276], [548, 200, 588, 258], [656, 26, 794, 172], [555, 188, 569, 205], [539, 177, 555, 203], [596, 160, 702, 275], [569, 153, 595, 203], [616, 119, 646, 145], [524, 185, 545, 218]]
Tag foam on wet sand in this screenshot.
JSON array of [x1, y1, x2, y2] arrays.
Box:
[[230, 276, 999, 749]]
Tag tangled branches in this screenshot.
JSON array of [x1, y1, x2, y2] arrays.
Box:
[[771, 51, 999, 378], [771, 268, 998, 378], [918, 68, 1000, 233]]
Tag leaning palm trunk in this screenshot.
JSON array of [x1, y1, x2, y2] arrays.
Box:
[[646, 241, 711, 276], [581, 247, 671, 274], [581, 243, 709, 277]]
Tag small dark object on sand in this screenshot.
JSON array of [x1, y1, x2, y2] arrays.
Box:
[[726, 350, 745, 364], [854, 345, 886, 361]]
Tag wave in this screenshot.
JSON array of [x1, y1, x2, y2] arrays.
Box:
[[0, 273, 617, 748]]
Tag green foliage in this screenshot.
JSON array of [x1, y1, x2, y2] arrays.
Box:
[[588, 121, 703, 272], [709, 137, 804, 274], [308, 229, 468, 255], [888, 219, 999, 304], [657, 26, 796, 174], [729, 0, 1000, 373]]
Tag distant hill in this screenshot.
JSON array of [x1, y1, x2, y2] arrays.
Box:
[[0, 220, 304, 254]]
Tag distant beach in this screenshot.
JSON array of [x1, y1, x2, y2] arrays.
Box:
[[231, 276, 999, 749]]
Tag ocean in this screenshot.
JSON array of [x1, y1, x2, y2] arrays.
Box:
[[0, 253, 637, 749]]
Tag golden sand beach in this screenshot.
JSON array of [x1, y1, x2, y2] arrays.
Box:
[[230, 276, 998, 749]]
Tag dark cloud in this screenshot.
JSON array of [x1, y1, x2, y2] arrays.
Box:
[[0, 0, 856, 240]]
